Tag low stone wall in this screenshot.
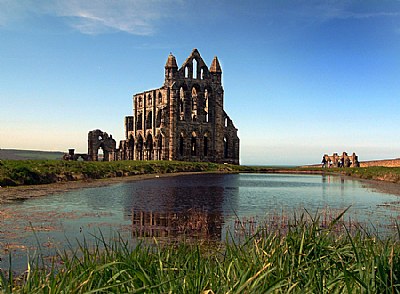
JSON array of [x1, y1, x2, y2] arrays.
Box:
[[360, 158, 400, 168]]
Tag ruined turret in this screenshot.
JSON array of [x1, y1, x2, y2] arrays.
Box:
[[165, 53, 178, 83], [210, 56, 222, 84]]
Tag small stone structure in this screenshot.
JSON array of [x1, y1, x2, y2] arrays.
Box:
[[322, 152, 360, 168], [63, 149, 90, 161], [88, 130, 117, 161]]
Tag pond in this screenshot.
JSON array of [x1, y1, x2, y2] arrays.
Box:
[[1, 173, 400, 272]]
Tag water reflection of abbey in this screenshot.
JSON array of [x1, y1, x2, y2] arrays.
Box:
[[121, 174, 240, 241], [130, 210, 223, 240]]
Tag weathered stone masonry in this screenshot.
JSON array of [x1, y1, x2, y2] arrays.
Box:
[[66, 49, 240, 164], [118, 49, 239, 164]]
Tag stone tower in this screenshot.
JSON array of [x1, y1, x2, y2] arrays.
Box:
[[119, 49, 239, 164]]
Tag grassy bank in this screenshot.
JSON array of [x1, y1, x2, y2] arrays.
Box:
[[296, 166, 400, 184], [1, 214, 399, 293], [2, 160, 400, 187], [0, 160, 243, 187]]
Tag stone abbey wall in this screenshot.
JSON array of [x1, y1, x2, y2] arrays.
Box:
[[322, 152, 360, 168], [119, 49, 239, 164], [65, 49, 239, 164]]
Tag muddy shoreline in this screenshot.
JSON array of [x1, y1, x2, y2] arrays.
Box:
[[1, 170, 400, 204], [0, 172, 222, 204]]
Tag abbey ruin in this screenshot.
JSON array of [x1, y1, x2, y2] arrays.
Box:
[[66, 49, 240, 164], [321, 152, 360, 168]]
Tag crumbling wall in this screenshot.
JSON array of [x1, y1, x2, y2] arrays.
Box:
[[120, 49, 239, 164], [88, 129, 117, 161], [322, 152, 360, 168]]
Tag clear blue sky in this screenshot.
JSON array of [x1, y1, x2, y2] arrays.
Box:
[[1, 1, 399, 165]]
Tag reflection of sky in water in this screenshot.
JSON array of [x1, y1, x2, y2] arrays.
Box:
[[1, 173, 400, 272]]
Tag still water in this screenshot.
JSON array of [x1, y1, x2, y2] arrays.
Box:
[[1, 173, 400, 271]]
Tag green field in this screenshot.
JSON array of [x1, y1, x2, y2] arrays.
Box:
[[0, 149, 64, 160]]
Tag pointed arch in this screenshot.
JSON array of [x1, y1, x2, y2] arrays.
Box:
[[203, 133, 209, 156], [146, 133, 153, 160], [191, 132, 197, 156], [179, 132, 184, 156], [193, 59, 198, 79], [158, 92, 162, 104], [146, 111, 153, 129], [128, 135, 135, 160], [136, 135, 144, 160], [156, 133, 163, 160], [156, 109, 162, 128], [179, 87, 185, 121], [136, 112, 143, 130], [204, 88, 209, 123], [191, 86, 198, 121], [223, 136, 228, 159]]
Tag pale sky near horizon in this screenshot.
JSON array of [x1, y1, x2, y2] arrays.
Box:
[[1, 0, 400, 165]]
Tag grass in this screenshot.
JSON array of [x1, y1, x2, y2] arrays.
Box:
[[0, 160, 240, 187], [0, 149, 64, 160], [296, 166, 400, 184], [2, 159, 400, 187], [1, 212, 400, 293]]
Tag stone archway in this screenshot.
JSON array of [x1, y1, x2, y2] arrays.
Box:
[[88, 129, 117, 161], [145, 133, 154, 160]]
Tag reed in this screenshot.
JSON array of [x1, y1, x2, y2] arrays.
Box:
[[1, 213, 399, 293]]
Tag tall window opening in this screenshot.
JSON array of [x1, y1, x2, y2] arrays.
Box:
[[203, 135, 208, 156], [158, 92, 162, 104], [137, 136, 144, 160], [156, 109, 162, 128], [200, 68, 204, 80], [128, 136, 134, 160], [146, 111, 153, 129], [185, 66, 189, 78], [224, 137, 228, 159], [157, 134, 163, 160], [191, 87, 197, 121], [204, 89, 209, 123], [193, 59, 198, 79], [179, 87, 185, 121], [191, 134, 197, 156], [136, 113, 143, 130], [146, 134, 153, 160], [179, 134, 184, 156], [98, 146, 104, 161]]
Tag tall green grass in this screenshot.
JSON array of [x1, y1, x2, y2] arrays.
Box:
[[2, 213, 399, 293]]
